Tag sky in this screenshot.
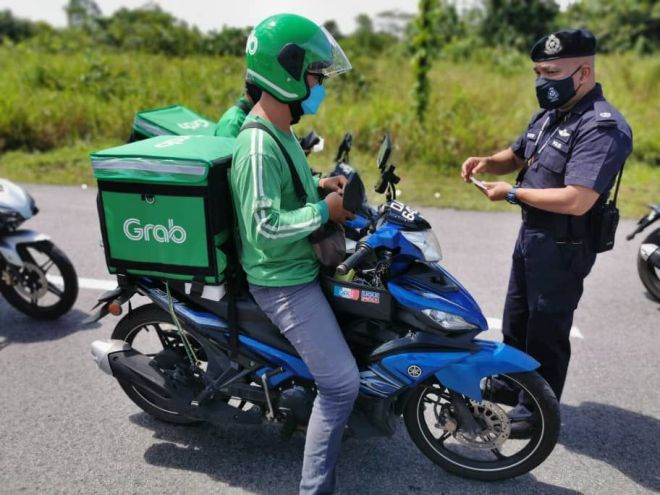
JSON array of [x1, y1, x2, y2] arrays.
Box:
[[0, 0, 574, 34], [1, 0, 425, 33]]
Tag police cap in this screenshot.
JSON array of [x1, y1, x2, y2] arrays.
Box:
[[530, 29, 596, 61]]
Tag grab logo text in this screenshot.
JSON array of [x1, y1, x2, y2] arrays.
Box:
[[123, 218, 187, 244]]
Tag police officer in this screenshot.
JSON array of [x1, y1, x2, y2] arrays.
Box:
[[461, 29, 633, 433]]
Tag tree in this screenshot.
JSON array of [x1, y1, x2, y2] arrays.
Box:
[[99, 5, 203, 56], [355, 14, 374, 34], [64, 0, 102, 30], [205, 26, 252, 56], [405, 0, 463, 53], [322, 20, 343, 41], [480, 0, 559, 52], [0, 9, 36, 42], [560, 0, 660, 53], [375, 10, 414, 39], [411, 0, 437, 123], [342, 13, 398, 55]]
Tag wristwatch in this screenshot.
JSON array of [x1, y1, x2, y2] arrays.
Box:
[[506, 186, 519, 205]]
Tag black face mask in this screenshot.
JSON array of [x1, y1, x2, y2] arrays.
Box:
[[535, 65, 583, 110]]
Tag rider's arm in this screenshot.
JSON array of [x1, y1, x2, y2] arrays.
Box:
[[232, 151, 328, 250]]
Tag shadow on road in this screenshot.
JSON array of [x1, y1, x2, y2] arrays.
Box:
[[0, 302, 98, 349], [131, 412, 582, 495], [560, 402, 660, 493]]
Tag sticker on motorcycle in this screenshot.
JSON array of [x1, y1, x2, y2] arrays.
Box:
[[333, 286, 360, 301], [360, 290, 381, 304]]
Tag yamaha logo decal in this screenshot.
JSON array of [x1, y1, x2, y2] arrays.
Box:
[[407, 365, 422, 378]]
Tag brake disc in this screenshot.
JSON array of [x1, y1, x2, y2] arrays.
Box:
[[453, 400, 511, 449], [14, 262, 48, 299]]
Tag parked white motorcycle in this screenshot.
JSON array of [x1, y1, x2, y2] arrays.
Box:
[[0, 179, 78, 319]]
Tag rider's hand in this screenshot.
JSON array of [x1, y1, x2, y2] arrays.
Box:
[[324, 192, 354, 223], [319, 175, 347, 194], [482, 181, 512, 202], [461, 156, 490, 183]]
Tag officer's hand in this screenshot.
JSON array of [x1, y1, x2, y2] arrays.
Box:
[[319, 175, 347, 194], [324, 192, 355, 223], [461, 156, 490, 183], [482, 181, 512, 202]]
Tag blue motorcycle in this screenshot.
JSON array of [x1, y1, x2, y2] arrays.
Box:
[[89, 135, 559, 481]]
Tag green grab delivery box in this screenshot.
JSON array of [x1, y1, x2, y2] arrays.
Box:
[[131, 105, 216, 141], [91, 135, 234, 284]]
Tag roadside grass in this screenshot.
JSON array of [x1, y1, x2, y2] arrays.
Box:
[[1, 142, 656, 218], [0, 47, 657, 217]]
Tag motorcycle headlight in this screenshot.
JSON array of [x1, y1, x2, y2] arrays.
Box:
[[401, 230, 442, 262], [0, 206, 24, 223], [422, 309, 477, 331]]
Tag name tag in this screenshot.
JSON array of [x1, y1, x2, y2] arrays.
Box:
[[527, 132, 536, 139], [551, 140, 563, 150]]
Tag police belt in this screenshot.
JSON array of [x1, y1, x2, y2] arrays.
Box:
[[521, 205, 589, 242]]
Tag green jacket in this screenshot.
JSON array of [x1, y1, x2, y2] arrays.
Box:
[[215, 96, 252, 138], [230, 115, 328, 287]]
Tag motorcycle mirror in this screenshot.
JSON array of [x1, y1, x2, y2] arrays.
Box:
[[335, 132, 353, 163], [377, 134, 392, 172]]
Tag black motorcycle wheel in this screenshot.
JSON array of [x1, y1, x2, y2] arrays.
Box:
[[404, 372, 560, 481], [637, 228, 660, 302], [0, 241, 78, 319], [112, 304, 203, 425]]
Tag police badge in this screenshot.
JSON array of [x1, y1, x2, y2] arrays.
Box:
[[544, 34, 562, 56], [547, 86, 560, 102]]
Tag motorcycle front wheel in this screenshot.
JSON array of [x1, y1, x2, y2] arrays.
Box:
[[637, 228, 660, 302], [404, 371, 560, 481], [0, 241, 78, 319]]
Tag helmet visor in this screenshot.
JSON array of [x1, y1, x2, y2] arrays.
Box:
[[305, 27, 352, 78]]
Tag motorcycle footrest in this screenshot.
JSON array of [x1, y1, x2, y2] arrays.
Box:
[[222, 383, 267, 404]]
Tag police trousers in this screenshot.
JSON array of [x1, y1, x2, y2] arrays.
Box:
[[502, 224, 596, 401], [249, 280, 360, 495]]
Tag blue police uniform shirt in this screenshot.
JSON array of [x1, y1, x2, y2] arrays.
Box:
[[511, 84, 633, 196]]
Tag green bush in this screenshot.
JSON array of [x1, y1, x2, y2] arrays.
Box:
[[0, 45, 657, 216]]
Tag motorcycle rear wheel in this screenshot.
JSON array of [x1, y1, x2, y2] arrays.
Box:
[[404, 371, 560, 481], [112, 304, 203, 425], [0, 241, 78, 319], [637, 228, 660, 302]]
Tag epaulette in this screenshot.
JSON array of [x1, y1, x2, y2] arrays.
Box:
[[593, 101, 617, 127]]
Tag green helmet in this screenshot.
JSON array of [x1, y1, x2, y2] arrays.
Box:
[[245, 13, 351, 103]]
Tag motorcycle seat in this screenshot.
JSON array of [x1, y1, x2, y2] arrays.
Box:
[[179, 287, 298, 356]]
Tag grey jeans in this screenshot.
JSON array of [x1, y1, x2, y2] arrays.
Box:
[[249, 280, 360, 495]]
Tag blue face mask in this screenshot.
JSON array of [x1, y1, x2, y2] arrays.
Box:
[[301, 83, 326, 115]]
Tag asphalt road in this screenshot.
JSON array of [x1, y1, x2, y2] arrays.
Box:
[[1, 184, 658, 495]]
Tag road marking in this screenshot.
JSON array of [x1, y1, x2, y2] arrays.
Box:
[[47, 275, 116, 291], [486, 317, 584, 340]]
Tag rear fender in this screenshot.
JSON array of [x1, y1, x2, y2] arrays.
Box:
[[379, 340, 539, 401]]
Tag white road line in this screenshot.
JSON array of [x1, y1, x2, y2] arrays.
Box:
[[486, 317, 584, 340], [47, 275, 117, 291]]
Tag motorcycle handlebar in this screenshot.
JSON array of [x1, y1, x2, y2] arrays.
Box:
[[336, 245, 372, 276]]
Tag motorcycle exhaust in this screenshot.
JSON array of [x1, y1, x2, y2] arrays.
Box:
[[90, 339, 262, 425], [91, 339, 191, 405], [91, 339, 131, 376]]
